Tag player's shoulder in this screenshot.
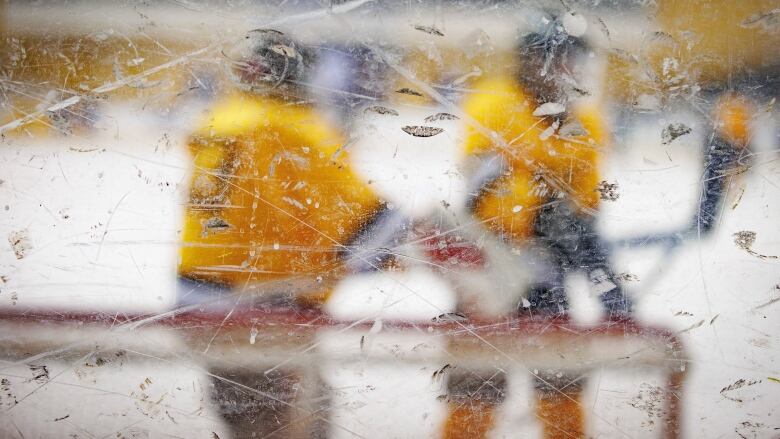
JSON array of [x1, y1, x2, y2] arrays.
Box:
[[469, 76, 528, 100], [192, 92, 345, 156], [195, 93, 313, 136], [193, 94, 265, 136], [464, 76, 532, 113]]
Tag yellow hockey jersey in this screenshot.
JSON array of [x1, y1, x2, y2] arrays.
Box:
[[178, 93, 381, 296], [462, 76, 609, 241]]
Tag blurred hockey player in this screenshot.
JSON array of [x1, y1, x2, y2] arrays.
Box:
[[462, 27, 630, 319], [178, 30, 393, 305], [177, 30, 401, 437], [695, 93, 756, 233], [443, 18, 628, 439], [646, 0, 770, 235]]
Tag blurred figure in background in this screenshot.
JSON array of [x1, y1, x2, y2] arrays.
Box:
[[177, 29, 398, 437], [610, 0, 778, 234], [653, 0, 776, 233], [178, 30, 389, 305], [695, 92, 757, 233], [443, 17, 629, 439]]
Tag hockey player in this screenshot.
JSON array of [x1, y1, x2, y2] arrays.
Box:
[[696, 92, 756, 233], [630, 0, 768, 236], [177, 30, 395, 437], [460, 28, 630, 318], [178, 30, 387, 306], [443, 22, 628, 439]]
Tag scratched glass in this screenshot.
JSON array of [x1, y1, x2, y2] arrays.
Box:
[[0, 1, 778, 438]]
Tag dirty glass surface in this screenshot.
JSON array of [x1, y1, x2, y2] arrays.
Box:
[[0, 1, 778, 438]]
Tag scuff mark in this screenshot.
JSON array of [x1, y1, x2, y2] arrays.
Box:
[[752, 296, 780, 311], [720, 379, 761, 402], [202, 217, 231, 237], [432, 312, 468, 323], [29, 364, 49, 383], [735, 421, 766, 439], [8, 229, 32, 259], [364, 105, 399, 116], [412, 25, 444, 36], [402, 126, 444, 137], [618, 272, 639, 282], [395, 87, 424, 97], [733, 231, 778, 260], [629, 383, 666, 429], [661, 123, 691, 145], [432, 364, 453, 382], [424, 113, 458, 122], [678, 319, 705, 333], [596, 180, 620, 201], [741, 8, 780, 31]]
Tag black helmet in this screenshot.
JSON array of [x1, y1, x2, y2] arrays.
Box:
[[517, 18, 589, 103], [225, 29, 311, 95]]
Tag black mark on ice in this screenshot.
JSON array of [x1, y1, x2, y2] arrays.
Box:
[[432, 312, 468, 323], [412, 25, 444, 36], [733, 231, 778, 260], [365, 106, 399, 116], [661, 123, 691, 145], [720, 378, 761, 402], [596, 180, 620, 201], [432, 364, 453, 381], [396, 87, 424, 97], [29, 364, 50, 383], [424, 113, 458, 122], [402, 126, 444, 137], [8, 229, 31, 260]]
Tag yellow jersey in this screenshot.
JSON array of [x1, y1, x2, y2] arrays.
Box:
[[178, 93, 381, 297], [462, 76, 609, 241]]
